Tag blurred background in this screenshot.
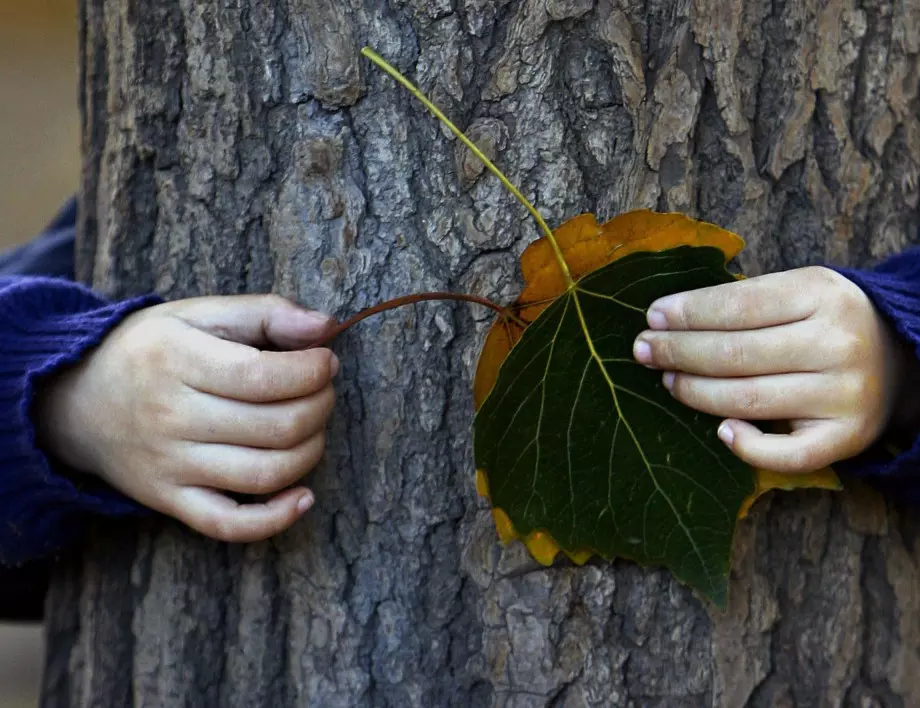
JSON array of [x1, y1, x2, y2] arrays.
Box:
[[0, 1, 80, 704], [1, 1, 80, 244]]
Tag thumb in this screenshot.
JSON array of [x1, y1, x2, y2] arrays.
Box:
[[168, 486, 316, 543], [167, 294, 334, 350], [717, 418, 845, 473]]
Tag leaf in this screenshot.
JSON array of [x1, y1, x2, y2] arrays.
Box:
[[475, 242, 756, 606], [472, 211, 842, 607]]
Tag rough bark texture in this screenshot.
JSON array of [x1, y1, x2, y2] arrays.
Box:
[[42, 1, 920, 706]]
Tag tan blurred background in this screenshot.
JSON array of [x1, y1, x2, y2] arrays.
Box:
[[1, 0, 81, 245], [0, 1, 80, 704]]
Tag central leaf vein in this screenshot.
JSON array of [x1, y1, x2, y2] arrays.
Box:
[[570, 288, 710, 583]]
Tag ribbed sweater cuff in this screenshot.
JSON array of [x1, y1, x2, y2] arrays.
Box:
[[0, 278, 162, 565], [833, 251, 920, 483]]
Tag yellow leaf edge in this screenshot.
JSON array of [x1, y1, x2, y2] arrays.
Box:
[[738, 467, 843, 518], [475, 469, 594, 566]]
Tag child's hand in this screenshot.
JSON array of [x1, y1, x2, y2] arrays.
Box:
[[35, 295, 339, 542], [632, 267, 906, 472]]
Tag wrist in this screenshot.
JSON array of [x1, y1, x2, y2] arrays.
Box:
[[33, 362, 101, 475]]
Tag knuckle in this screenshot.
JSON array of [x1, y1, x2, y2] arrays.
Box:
[[295, 402, 324, 440], [319, 385, 337, 417], [720, 337, 745, 368], [303, 351, 330, 388], [252, 462, 285, 494], [670, 374, 694, 403], [666, 297, 691, 329], [652, 337, 676, 367], [823, 270, 866, 309], [303, 361, 321, 390], [198, 511, 236, 543], [833, 331, 865, 367], [804, 266, 847, 296], [833, 288, 860, 309], [125, 324, 171, 371], [239, 352, 266, 386], [296, 400, 321, 433], [729, 292, 755, 321], [243, 354, 282, 396], [301, 433, 327, 471], [803, 265, 834, 283], [188, 457, 221, 487], [312, 430, 327, 456], [735, 385, 760, 413], [265, 416, 303, 449]]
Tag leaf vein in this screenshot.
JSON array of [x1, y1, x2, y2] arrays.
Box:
[[523, 296, 572, 522], [567, 358, 593, 535], [571, 290, 710, 584], [575, 286, 646, 313]]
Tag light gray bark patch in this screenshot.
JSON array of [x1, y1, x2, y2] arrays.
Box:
[[281, 0, 361, 108]]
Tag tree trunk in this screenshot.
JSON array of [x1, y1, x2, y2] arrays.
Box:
[[42, 1, 920, 706]]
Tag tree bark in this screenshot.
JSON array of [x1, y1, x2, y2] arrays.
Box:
[[42, 1, 920, 706]]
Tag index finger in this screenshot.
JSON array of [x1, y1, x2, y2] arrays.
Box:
[[647, 270, 820, 332], [180, 327, 338, 402]]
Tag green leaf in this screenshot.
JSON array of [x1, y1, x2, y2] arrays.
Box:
[[473, 246, 756, 607]]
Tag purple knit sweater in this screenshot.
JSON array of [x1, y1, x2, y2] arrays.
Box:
[[0, 276, 160, 565], [833, 253, 920, 493], [0, 214, 918, 567]]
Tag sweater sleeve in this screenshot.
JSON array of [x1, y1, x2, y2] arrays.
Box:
[[0, 275, 162, 566], [832, 246, 920, 498]]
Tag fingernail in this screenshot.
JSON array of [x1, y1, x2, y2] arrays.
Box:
[[717, 422, 735, 447], [662, 371, 675, 391], [633, 339, 652, 364], [329, 353, 341, 377], [297, 490, 315, 514], [647, 307, 669, 330]]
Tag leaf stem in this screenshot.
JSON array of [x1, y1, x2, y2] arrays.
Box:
[[310, 292, 526, 348], [361, 47, 574, 289]]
